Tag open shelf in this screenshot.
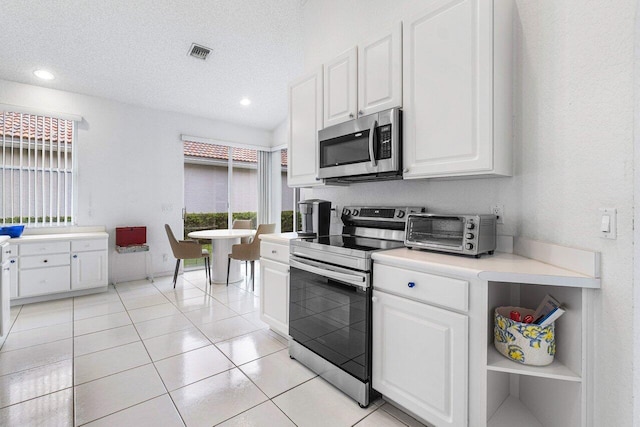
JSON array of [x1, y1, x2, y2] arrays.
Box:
[[488, 396, 543, 427], [486, 346, 581, 382]]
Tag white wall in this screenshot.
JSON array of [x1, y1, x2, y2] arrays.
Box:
[[301, 0, 635, 425], [0, 78, 273, 280]]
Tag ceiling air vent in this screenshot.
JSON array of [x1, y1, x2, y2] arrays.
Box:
[[188, 43, 211, 60]]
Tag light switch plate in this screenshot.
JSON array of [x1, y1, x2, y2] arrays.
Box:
[[599, 208, 617, 239]]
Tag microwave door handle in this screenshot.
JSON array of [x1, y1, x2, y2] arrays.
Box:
[[289, 258, 367, 288], [368, 120, 378, 167]]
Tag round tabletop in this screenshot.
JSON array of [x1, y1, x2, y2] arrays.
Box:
[[188, 229, 255, 240]]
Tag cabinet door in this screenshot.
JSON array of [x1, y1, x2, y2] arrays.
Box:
[[259, 258, 289, 336], [403, 0, 494, 178], [358, 23, 402, 117], [372, 290, 468, 427], [1, 262, 10, 337], [324, 47, 357, 127], [72, 250, 108, 290], [288, 68, 324, 187], [20, 266, 70, 297], [8, 258, 18, 299]]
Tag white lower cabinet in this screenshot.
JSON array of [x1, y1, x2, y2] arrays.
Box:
[[20, 266, 70, 297], [259, 240, 290, 337], [71, 238, 108, 290], [260, 258, 289, 336], [11, 233, 108, 301], [72, 250, 107, 290], [372, 289, 468, 427]]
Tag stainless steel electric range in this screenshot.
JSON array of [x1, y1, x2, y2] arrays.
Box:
[[288, 206, 425, 407]]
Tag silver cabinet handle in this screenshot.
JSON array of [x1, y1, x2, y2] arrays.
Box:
[[358, 110, 364, 116], [349, 113, 354, 118], [271, 250, 277, 254]]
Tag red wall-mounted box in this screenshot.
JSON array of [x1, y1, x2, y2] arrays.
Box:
[[116, 226, 146, 247]]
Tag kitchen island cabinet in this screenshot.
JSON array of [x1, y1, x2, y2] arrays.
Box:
[[372, 238, 600, 427]]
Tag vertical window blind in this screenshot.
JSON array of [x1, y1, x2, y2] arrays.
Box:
[[0, 111, 75, 226]]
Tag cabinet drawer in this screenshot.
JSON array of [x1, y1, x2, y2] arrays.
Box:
[[20, 241, 70, 256], [261, 241, 290, 264], [72, 238, 107, 252], [20, 253, 70, 269], [373, 264, 468, 312], [20, 266, 70, 297]]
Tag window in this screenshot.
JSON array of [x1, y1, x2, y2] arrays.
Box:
[[0, 111, 75, 226]]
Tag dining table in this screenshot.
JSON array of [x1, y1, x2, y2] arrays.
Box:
[[187, 229, 256, 284]]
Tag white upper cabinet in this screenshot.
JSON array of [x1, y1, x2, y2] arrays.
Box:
[[323, 47, 358, 127], [358, 22, 403, 117], [403, 0, 512, 179], [288, 68, 324, 187], [324, 23, 403, 128]]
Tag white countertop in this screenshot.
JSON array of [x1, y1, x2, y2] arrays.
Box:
[[259, 232, 300, 244], [0, 236, 10, 245], [372, 248, 600, 288], [9, 232, 108, 243]]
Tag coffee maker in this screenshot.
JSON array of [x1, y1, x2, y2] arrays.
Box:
[[298, 199, 331, 237]]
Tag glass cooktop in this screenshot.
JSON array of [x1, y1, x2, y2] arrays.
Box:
[[305, 235, 405, 252]]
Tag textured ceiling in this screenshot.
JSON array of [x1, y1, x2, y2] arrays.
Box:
[[0, 0, 305, 130]]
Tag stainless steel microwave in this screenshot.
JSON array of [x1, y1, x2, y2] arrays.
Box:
[[405, 213, 497, 257], [317, 108, 401, 183]]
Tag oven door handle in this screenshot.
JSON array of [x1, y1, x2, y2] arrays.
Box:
[[289, 257, 368, 289], [368, 120, 378, 167]]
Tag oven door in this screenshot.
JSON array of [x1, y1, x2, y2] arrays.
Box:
[[289, 256, 371, 382]]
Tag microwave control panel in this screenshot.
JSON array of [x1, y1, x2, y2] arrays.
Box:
[[378, 125, 392, 159]]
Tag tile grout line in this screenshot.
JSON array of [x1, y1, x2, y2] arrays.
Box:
[[112, 280, 189, 427]]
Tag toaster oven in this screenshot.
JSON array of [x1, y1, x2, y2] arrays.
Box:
[[405, 214, 497, 257]]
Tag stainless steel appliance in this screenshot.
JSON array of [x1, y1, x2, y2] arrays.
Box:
[[405, 213, 497, 257], [317, 108, 402, 183], [288, 206, 425, 407], [298, 199, 331, 237]]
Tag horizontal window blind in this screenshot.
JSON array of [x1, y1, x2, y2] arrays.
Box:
[[0, 111, 75, 226]]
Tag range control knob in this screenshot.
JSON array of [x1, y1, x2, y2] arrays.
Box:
[[465, 233, 474, 239], [352, 209, 359, 216], [466, 222, 475, 230], [396, 210, 406, 219], [465, 243, 474, 250]]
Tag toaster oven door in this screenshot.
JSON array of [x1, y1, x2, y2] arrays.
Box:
[[407, 216, 465, 251]]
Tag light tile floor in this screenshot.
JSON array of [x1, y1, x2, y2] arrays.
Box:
[[0, 269, 429, 426]]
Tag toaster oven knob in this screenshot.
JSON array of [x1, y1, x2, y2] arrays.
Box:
[[396, 210, 406, 219], [343, 208, 351, 216], [466, 233, 474, 239], [465, 243, 474, 250], [353, 209, 359, 216], [466, 222, 475, 230]]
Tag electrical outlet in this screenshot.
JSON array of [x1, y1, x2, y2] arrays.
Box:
[[491, 204, 504, 224]]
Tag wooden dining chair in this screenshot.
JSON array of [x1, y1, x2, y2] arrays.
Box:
[[226, 223, 276, 291], [165, 224, 211, 288]]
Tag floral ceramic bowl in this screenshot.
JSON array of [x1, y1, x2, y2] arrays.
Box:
[[494, 306, 555, 366]]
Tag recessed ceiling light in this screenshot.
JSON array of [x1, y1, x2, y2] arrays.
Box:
[[33, 69, 55, 80], [240, 98, 251, 106]]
